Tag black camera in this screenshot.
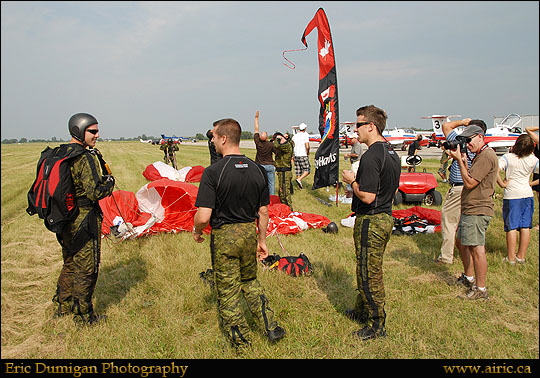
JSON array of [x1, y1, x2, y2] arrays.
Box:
[[442, 136, 467, 151]]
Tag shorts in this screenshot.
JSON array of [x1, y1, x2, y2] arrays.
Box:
[[457, 214, 492, 246], [294, 156, 310, 176], [502, 197, 534, 231]]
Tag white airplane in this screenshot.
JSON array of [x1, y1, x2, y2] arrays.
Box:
[[340, 121, 418, 147], [421, 113, 523, 151], [382, 127, 419, 147]]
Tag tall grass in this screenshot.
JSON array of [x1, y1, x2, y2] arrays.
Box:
[[1, 141, 538, 360]]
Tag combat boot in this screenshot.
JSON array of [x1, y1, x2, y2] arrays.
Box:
[[73, 311, 107, 327], [52, 294, 73, 319], [267, 325, 286, 342], [352, 326, 386, 341], [345, 309, 367, 325]]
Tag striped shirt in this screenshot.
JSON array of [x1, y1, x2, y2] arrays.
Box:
[[447, 130, 474, 185]]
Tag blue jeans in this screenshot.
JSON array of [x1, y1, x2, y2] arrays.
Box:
[[262, 164, 275, 196]]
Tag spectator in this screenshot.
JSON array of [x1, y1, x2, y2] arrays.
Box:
[[292, 123, 311, 189], [497, 134, 539, 264], [525, 126, 540, 222], [407, 134, 423, 172], [344, 134, 363, 175], [434, 118, 482, 266], [437, 144, 450, 183], [254, 111, 276, 195], [448, 124, 499, 300]]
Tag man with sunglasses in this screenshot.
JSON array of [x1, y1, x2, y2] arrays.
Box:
[[341, 105, 400, 340], [53, 113, 115, 325], [448, 124, 498, 300]]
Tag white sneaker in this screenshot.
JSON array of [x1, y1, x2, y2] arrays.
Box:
[[502, 257, 516, 265]]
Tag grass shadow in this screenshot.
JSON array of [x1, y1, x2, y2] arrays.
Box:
[[313, 261, 356, 314], [389, 232, 460, 286], [94, 255, 148, 312]]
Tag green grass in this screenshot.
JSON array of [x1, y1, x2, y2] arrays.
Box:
[[1, 141, 538, 360]]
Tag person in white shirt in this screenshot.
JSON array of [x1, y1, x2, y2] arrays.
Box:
[[291, 123, 311, 189], [497, 134, 539, 265]]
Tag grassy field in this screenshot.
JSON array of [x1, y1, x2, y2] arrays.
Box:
[[1, 141, 538, 363]]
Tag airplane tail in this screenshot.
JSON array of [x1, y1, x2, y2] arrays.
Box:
[[421, 115, 460, 138]]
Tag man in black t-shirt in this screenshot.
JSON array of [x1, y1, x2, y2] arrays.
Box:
[[407, 134, 422, 172], [192, 118, 285, 351], [342, 105, 400, 341]]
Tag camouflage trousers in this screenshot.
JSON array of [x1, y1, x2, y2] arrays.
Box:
[[353, 212, 394, 334], [53, 208, 101, 322], [276, 170, 293, 210], [211, 222, 278, 348]]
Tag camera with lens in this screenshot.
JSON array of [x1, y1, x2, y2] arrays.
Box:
[[442, 136, 467, 151]]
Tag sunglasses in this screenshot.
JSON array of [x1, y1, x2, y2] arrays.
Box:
[[356, 122, 371, 128], [86, 129, 99, 135], [464, 134, 480, 144]]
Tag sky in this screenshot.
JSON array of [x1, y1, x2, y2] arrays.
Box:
[[1, 1, 538, 141]]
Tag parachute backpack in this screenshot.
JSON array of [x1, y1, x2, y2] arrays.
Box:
[[262, 253, 313, 277], [26, 143, 88, 234]]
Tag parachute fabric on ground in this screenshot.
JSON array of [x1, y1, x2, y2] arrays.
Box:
[[136, 179, 201, 235], [266, 197, 331, 236], [100, 190, 153, 239], [99, 179, 207, 240], [142, 162, 205, 182], [100, 185, 330, 241]]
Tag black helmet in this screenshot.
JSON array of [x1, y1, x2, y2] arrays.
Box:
[[68, 113, 98, 141], [322, 222, 338, 234]]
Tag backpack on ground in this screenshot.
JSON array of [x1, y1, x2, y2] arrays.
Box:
[[262, 253, 313, 277], [26, 143, 88, 234]]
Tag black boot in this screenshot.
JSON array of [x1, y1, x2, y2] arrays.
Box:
[[52, 293, 72, 318], [267, 326, 286, 342]]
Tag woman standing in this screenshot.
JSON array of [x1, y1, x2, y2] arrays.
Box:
[[497, 134, 539, 264]]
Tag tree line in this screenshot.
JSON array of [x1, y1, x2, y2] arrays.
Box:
[[2, 132, 256, 145]]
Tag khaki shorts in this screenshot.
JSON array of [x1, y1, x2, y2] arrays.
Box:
[[457, 214, 492, 246]]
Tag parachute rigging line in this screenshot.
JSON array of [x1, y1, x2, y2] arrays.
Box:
[[282, 47, 307, 69]]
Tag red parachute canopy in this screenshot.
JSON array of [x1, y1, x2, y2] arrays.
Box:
[[142, 161, 205, 182], [99, 185, 331, 240], [100, 179, 208, 239]]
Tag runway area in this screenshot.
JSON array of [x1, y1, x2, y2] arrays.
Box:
[[237, 140, 444, 159]]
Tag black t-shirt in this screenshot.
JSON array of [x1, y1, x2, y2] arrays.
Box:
[[408, 140, 420, 156], [352, 142, 400, 216], [195, 154, 270, 229]]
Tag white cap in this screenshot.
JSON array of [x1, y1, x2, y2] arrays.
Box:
[[298, 123, 307, 130]]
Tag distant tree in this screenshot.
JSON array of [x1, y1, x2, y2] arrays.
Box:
[[19, 138, 28, 143], [241, 131, 253, 140], [195, 133, 205, 140]]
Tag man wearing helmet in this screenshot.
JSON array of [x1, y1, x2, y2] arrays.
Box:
[[53, 113, 115, 326]]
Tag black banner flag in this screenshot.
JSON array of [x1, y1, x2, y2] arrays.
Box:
[[301, 8, 340, 190]]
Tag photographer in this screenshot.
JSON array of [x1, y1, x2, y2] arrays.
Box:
[[435, 118, 482, 267], [448, 124, 498, 300]]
